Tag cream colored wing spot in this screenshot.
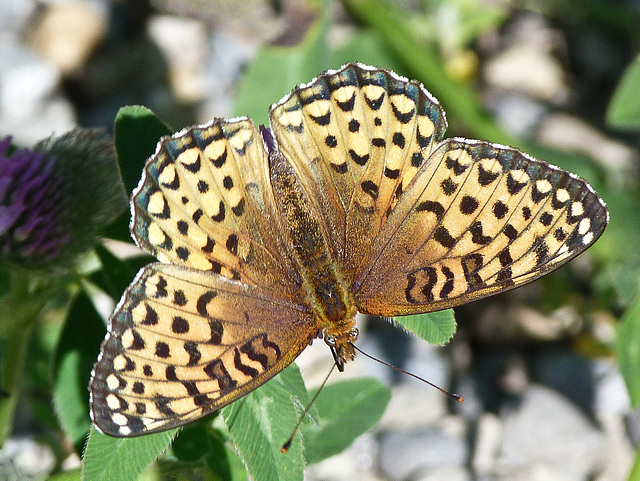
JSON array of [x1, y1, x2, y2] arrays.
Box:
[[578, 217, 591, 235], [556, 188, 571, 203], [333, 84, 358, 104], [112, 355, 128, 371], [361, 84, 387, 107], [106, 375, 120, 391], [147, 191, 169, 218], [275, 105, 305, 132], [571, 201, 584, 217]]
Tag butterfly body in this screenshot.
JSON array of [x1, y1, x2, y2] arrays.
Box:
[[267, 134, 358, 368], [90, 63, 607, 437]]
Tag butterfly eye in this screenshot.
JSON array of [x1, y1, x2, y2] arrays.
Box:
[[324, 334, 337, 347], [348, 328, 359, 342]]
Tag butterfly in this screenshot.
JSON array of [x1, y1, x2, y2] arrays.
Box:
[[90, 62, 608, 436]]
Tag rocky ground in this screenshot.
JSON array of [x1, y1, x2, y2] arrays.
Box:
[[0, 1, 636, 480]]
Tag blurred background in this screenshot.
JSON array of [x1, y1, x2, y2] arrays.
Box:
[[1, 0, 639, 480]]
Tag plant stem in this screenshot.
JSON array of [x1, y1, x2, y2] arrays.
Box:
[[0, 272, 46, 446]]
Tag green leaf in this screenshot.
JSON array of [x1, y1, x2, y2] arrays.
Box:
[[113, 105, 172, 195], [81, 425, 177, 481], [0, 268, 11, 299], [225, 447, 250, 481], [391, 310, 457, 345], [616, 288, 640, 407], [203, 429, 236, 480], [222, 364, 309, 481], [53, 290, 108, 451], [302, 377, 391, 465], [171, 422, 214, 462], [607, 54, 640, 130], [104, 106, 172, 243]]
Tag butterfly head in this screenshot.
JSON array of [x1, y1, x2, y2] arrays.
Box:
[[324, 328, 359, 372]]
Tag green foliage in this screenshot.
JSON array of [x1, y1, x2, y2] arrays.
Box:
[[81, 426, 178, 481], [392, 310, 457, 346], [617, 290, 640, 406], [302, 377, 391, 464], [222, 365, 308, 481], [53, 290, 107, 451], [113, 106, 172, 196], [607, 54, 640, 130]]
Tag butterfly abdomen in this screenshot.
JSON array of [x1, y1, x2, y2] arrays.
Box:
[[269, 144, 357, 346]]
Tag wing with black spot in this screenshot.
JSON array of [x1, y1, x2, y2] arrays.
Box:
[[355, 139, 608, 316], [269, 63, 447, 274], [90, 263, 316, 436], [132, 118, 300, 293]]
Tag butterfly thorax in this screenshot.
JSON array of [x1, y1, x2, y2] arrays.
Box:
[[269, 146, 358, 368]]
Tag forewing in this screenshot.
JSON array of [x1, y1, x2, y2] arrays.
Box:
[[270, 63, 447, 272], [90, 263, 317, 436], [355, 139, 608, 316], [132, 118, 299, 293]]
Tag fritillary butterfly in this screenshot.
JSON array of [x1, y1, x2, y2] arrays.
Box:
[[90, 63, 608, 436]]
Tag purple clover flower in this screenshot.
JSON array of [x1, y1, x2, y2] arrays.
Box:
[[0, 136, 71, 263], [0, 131, 126, 268]]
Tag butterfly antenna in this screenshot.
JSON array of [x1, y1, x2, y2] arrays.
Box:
[[352, 344, 463, 403], [281, 362, 337, 453]]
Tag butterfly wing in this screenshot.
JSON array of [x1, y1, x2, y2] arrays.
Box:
[[270, 63, 447, 273], [354, 138, 608, 316], [91, 118, 315, 436], [132, 118, 300, 293], [90, 262, 317, 436]]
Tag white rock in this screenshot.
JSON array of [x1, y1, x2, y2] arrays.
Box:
[[0, 41, 76, 144], [378, 416, 468, 481], [489, 93, 548, 138], [496, 385, 605, 481], [592, 415, 635, 481], [484, 44, 569, 103], [537, 113, 638, 184], [472, 413, 503, 476], [593, 359, 630, 420], [147, 14, 209, 103], [496, 464, 575, 481], [28, 1, 108, 74], [0, 0, 37, 39], [198, 29, 259, 121], [0, 437, 56, 478], [415, 465, 471, 481], [379, 382, 448, 430], [483, 14, 570, 104], [0, 47, 59, 117]]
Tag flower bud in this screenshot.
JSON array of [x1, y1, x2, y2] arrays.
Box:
[[0, 130, 126, 269]]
